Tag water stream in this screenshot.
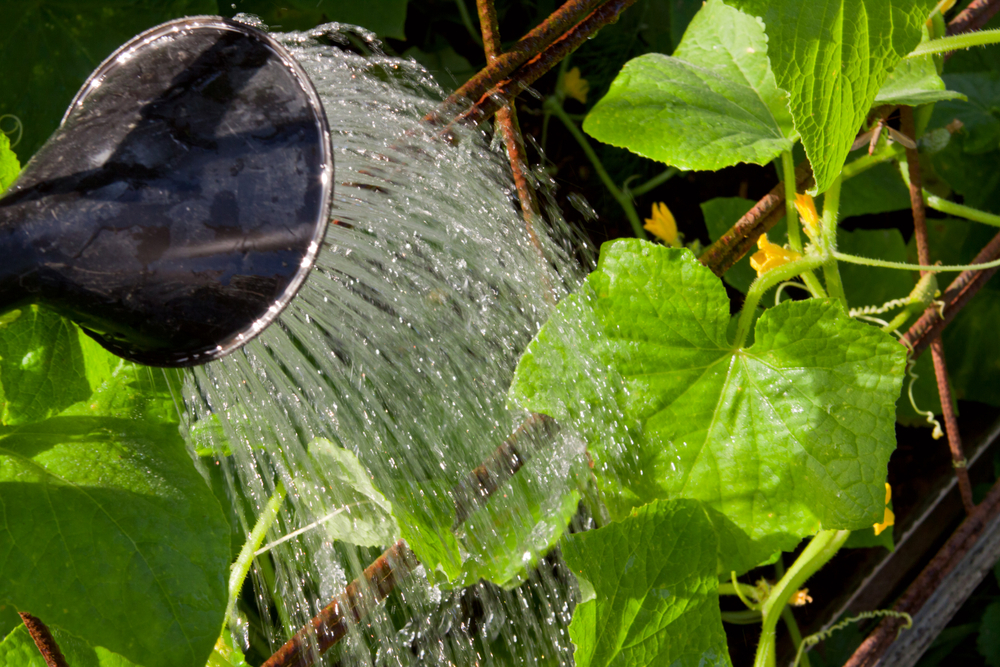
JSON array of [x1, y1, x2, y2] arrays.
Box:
[[180, 19, 592, 666]]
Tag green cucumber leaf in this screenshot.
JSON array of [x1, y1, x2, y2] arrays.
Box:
[[929, 73, 1000, 155], [874, 52, 965, 107], [564, 499, 731, 667], [701, 196, 787, 294], [0, 0, 217, 157], [583, 0, 795, 171], [305, 438, 398, 548], [510, 241, 906, 550], [730, 0, 937, 194], [839, 161, 912, 221], [0, 623, 140, 667], [0, 326, 229, 667], [0, 133, 19, 192], [0, 307, 92, 426]]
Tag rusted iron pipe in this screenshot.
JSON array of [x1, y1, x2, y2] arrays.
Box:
[[18, 613, 68, 667]]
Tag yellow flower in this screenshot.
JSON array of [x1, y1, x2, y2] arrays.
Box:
[[749, 234, 801, 276], [788, 588, 813, 607], [563, 67, 590, 104], [873, 483, 894, 536], [794, 193, 820, 240], [645, 202, 681, 247]]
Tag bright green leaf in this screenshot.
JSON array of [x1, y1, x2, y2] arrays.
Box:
[[730, 0, 937, 194], [0, 133, 19, 192], [0, 623, 140, 667], [306, 438, 398, 548], [874, 54, 965, 107], [0, 359, 229, 667], [563, 499, 731, 667], [0, 307, 92, 426], [511, 241, 906, 549], [583, 0, 795, 171]]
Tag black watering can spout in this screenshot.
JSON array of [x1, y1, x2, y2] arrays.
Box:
[[0, 16, 333, 367]]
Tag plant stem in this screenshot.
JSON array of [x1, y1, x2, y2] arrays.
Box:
[[627, 167, 680, 197], [925, 193, 1000, 227], [782, 606, 812, 667], [833, 251, 1000, 272], [753, 529, 851, 667], [820, 175, 847, 307], [735, 255, 826, 348], [781, 150, 826, 297], [840, 144, 904, 181], [546, 97, 648, 239], [907, 27, 1000, 57], [718, 581, 763, 606], [226, 481, 287, 627]]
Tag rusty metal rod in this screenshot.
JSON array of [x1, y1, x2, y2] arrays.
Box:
[[18, 613, 68, 667]]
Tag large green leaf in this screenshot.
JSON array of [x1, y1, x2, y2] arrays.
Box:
[[510, 241, 906, 549], [0, 0, 217, 158], [874, 53, 964, 107], [0, 324, 229, 667], [730, 0, 937, 194], [0, 307, 92, 426], [583, 0, 795, 171], [930, 73, 1000, 155], [839, 161, 912, 221], [564, 499, 731, 667]]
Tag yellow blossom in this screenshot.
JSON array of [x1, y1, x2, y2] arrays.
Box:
[[644, 202, 681, 247], [788, 588, 813, 607], [874, 483, 894, 536], [794, 193, 820, 239], [749, 234, 801, 276], [563, 67, 590, 104]]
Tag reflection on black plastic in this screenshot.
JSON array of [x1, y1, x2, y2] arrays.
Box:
[[0, 17, 333, 367]]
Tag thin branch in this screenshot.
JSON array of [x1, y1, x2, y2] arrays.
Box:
[[19, 613, 68, 667]]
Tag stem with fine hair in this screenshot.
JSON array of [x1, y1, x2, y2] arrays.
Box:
[[226, 481, 287, 627], [754, 529, 851, 667], [819, 175, 847, 307], [545, 96, 648, 239], [907, 27, 1000, 57], [734, 255, 826, 348]]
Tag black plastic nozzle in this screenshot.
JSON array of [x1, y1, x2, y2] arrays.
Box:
[[0, 17, 333, 367]]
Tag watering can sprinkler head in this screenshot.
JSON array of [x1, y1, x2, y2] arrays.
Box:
[[0, 17, 333, 367]]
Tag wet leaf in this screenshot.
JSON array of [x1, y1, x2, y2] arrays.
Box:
[[511, 241, 906, 550], [564, 499, 731, 667], [583, 0, 795, 171], [729, 0, 937, 194]]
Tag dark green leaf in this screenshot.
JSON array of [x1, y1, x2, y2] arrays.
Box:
[[0, 0, 217, 158], [930, 135, 1000, 214], [730, 0, 937, 194], [0, 307, 92, 426], [930, 73, 1000, 155], [583, 0, 795, 171], [980, 602, 1000, 666], [838, 228, 913, 311], [0, 354, 229, 667], [511, 241, 906, 549], [228, 0, 408, 39], [563, 499, 731, 667], [403, 46, 476, 92], [839, 161, 913, 221]]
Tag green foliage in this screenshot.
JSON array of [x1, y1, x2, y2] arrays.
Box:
[[583, 0, 795, 171], [0, 132, 18, 192], [728, 0, 936, 193], [0, 313, 229, 667], [564, 499, 731, 667], [701, 196, 787, 294], [229, 0, 408, 39], [1, 624, 139, 667], [873, 50, 964, 107], [511, 241, 906, 552], [839, 162, 913, 221]]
